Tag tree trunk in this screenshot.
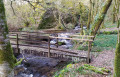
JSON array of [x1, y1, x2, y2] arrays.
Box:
[[113, 5, 116, 23], [0, 0, 16, 76], [114, 0, 120, 76], [114, 21, 120, 77], [81, 22, 84, 35], [95, 0, 99, 16], [91, 0, 95, 23], [90, 0, 112, 37], [114, 30, 120, 77], [87, 0, 92, 30]]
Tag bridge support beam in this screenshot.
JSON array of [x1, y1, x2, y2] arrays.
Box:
[[87, 41, 92, 63], [48, 36, 51, 57]]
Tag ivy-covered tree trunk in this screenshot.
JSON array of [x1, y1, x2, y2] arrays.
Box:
[[90, 0, 112, 37], [114, 30, 120, 77], [114, 0, 120, 76], [0, 0, 16, 77], [114, 20, 120, 77]]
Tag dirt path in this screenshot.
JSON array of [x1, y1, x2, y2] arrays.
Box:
[[91, 49, 115, 74]]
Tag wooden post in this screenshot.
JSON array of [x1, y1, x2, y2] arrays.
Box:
[[87, 41, 91, 63], [28, 32, 30, 40], [48, 36, 51, 57], [16, 33, 20, 54], [56, 34, 58, 48]]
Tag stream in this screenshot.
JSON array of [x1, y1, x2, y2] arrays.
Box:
[[14, 26, 84, 77]]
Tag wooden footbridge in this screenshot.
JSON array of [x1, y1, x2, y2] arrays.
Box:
[[9, 30, 94, 63]]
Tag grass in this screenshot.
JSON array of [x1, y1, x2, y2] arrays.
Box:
[[78, 34, 117, 52], [94, 34, 117, 48]]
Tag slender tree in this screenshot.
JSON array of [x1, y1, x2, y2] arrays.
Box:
[[0, 0, 16, 76], [113, 5, 116, 23], [90, 0, 112, 37], [95, 0, 99, 15], [87, 0, 92, 30], [91, 0, 95, 23]]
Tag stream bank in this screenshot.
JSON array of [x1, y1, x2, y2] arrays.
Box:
[[14, 54, 71, 77], [14, 26, 85, 77]]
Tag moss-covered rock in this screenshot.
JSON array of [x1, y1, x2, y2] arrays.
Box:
[[58, 42, 66, 46], [38, 7, 58, 29]]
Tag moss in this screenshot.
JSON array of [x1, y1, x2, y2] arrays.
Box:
[[0, 43, 17, 68], [14, 58, 23, 66], [114, 42, 120, 77], [66, 64, 72, 69], [0, 0, 17, 69], [54, 64, 73, 77], [38, 16, 56, 29], [58, 42, 65, 46], [83, 64, 110, 74], [38, 7, 58, 29]]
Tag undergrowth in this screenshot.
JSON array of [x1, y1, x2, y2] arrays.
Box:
[[77, 34, 117, 52], [53, 63, 110, 77], [104, 21, 117, 28]]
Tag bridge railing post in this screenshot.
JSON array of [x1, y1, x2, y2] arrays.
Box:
[[16, 33, 20, 54], [48, 36, 51, 57], [87, 41, 92, 63], [56, 34, 58, 48]]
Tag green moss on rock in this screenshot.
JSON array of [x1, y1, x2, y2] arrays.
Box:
[[38, 7, 58, 29], [0, 43, 17, 68]]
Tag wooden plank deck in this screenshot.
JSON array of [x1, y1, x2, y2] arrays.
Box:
[[12, 45, 88, 61], [9, 31, 94, 63]]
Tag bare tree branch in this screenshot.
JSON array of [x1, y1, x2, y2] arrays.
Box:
[[10, 1, 16, 15]]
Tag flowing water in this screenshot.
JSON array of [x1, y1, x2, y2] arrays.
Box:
[[14, 26, 84, 77]]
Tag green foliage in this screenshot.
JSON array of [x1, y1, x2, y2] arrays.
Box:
[[94, 34, 117, 48], [58, 42, 65, 46], [77, 34, 117, 52], [66, 23, 75, 29], [14, 58, 23, 66], [92, 34, 117, 51], [24, 21, 30, 27], [54, 63, 110, 77], [76, 66, 88, 75], [93, 34, 117, 51], [38, 7, 58, 29], [38, 0, 89, 29], [101, 31, 118, 34], [83, 64, 110, 74], [54, 64, 73, 77], [104, 21, 117, 28]]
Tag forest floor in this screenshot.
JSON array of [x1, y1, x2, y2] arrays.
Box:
[[54, 49, 115, 77], [101, 27, 119, 32], [13, 43, 115, 77], [90, 49, 114, 77]]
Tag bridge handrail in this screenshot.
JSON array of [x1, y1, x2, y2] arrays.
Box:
[[49, 36, 93, 42], [9, 31, 93, 63]]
